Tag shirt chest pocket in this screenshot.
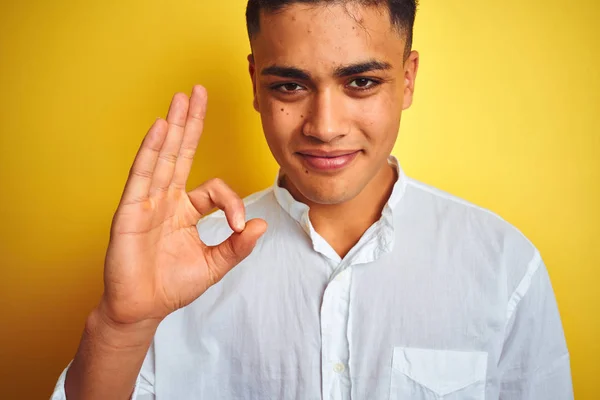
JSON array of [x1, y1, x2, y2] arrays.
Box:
[[389, 347, 488, 400]]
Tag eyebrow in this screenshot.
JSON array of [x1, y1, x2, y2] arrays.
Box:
[[334, 60, 392, 77], [261, 66, 310, 80], [261, 60, 392, 80]]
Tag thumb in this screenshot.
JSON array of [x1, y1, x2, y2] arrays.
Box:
[[204, 218, 268, 283]]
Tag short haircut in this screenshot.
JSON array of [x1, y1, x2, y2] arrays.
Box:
[[246, 0, 418, 59]]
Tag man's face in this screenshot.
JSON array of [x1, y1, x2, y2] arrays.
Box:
[[249, 3, 418, 205]]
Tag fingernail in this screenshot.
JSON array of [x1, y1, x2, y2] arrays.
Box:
[[235, 215, 246, 231]]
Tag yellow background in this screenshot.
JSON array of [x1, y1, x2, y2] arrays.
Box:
[[0, 0, 598, 398]]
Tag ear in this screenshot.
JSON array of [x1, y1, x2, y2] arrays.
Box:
[[248, 54, 259, 112], [402, 50, 419, 110]]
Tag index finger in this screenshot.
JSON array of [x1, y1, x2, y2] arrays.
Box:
[[171, 85, 208, 189]]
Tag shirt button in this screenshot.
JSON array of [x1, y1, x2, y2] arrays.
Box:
[[333, 363, 345, 373], [335, 271, 346, 281]]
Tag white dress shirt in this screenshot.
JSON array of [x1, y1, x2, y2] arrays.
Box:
[[52, 157, 573, 399]]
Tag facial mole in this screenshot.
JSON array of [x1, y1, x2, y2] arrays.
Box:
[[300, 115, 304, 118], [281, 108, 284, 111]]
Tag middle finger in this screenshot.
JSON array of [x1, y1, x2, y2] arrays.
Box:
[[150, 92, 189, 195]]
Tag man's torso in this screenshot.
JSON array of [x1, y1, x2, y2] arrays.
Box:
[[143, 172, 536, 399]]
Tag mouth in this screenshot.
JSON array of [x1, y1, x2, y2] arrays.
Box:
[[296, 150, 361, 171]]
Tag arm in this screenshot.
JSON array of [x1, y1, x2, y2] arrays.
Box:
[[51, 320, 156, 400], [498, 253, 573, 399], [50, 86, 266, 399], [63, 309, 156, 400]]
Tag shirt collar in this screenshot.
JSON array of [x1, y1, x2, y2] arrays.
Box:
[[272, 156, 407, 264]]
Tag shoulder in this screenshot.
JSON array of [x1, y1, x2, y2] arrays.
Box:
[[403, 177, 540, 294]]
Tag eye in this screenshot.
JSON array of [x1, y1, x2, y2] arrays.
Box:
[[347, 78, 379, 90], [273, 83, 305, 93]]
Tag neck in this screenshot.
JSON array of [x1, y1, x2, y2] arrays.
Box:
[[283, 161, 397, 258]]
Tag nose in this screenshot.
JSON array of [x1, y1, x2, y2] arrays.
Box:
[[302, 88, 349, 143]]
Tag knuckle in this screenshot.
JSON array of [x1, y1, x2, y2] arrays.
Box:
[[158, 152, 178, 164], [170, 119, 186, 129], [153, 185, 170, 193], [207, 177, 224, 187], [189, 112, 204, 121], [222, 239, 238, 262], [130, 168, 153, 180], [233, 197, 244, 209], [169, 181, 185, 190], [178, 147, 196, 160]]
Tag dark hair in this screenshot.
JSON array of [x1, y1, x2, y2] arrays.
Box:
[[246, 0, 418, 58]]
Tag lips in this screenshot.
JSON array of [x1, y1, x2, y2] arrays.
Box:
[[297, 150, 360, 171]]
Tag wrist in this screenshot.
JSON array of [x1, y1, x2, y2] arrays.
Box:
[[86, 306, 160, 351]]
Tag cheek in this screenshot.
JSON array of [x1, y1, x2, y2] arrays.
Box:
[[353, 92, 401, 141], [260, 96, 307, 141]]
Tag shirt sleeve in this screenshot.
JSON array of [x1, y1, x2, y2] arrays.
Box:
[[50, 342, 156, 400], [498, 253, 574, 399]]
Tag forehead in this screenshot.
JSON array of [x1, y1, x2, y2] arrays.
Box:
[[251, 3, 406, 72]]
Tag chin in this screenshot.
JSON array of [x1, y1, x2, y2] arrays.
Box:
[[293, 176, 360, 206], [304, 191, 350, 205]]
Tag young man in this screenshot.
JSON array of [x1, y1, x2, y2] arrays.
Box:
[[52, 1, 573, 399]]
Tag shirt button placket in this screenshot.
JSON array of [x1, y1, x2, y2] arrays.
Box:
[[333, 363, 345, 373], [321, 267, 352, 400]]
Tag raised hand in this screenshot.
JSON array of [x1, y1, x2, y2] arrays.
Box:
[[99, 85, 267, 327]]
